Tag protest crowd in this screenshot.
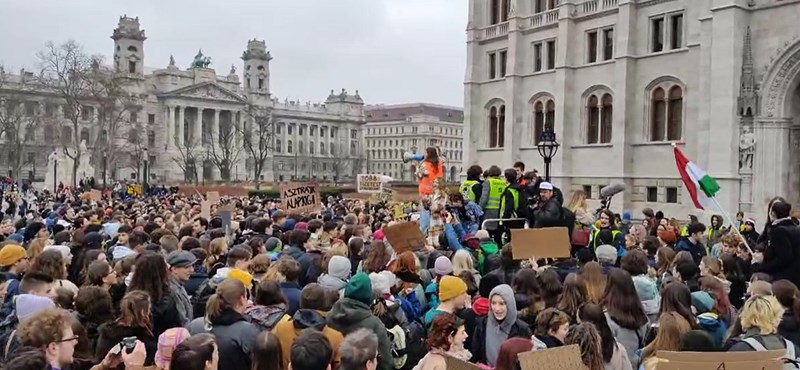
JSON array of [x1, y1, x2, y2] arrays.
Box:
[[0, 147, 799, 370]]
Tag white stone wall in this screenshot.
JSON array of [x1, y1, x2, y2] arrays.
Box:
[[466, 0, 800, 222]]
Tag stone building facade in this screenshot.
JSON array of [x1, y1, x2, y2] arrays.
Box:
[[0, 16, 366, 185], [364, 104, 464, 183], [464, 0, 800, 222]]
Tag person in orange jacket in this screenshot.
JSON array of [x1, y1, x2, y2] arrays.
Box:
[[418, 147, 444, 196]]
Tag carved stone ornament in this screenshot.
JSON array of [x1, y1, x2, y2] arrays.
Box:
[[181, 85, 241, 102], [761, 35, 800, 117], [739, 125, 756, 171]]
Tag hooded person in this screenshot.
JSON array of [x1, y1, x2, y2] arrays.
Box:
[[470, 284, 532, 366], [273, 283, 344, 370], [318, 255, 351, 298], [327, 272, 394, 370]]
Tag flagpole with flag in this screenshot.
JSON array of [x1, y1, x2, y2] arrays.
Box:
[[672, 143, 753, 254]]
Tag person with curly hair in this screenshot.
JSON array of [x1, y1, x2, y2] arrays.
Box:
[[413, 312, 470, 369], [564, 323, 605, 370], [29, 249, 78, 296]]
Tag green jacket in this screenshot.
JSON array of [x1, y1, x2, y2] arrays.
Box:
[[327, 298, 393, 370]]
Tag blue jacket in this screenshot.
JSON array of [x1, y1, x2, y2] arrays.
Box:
[[675, 237, 706, 265], [281, 245, 316, 287], [279, 281, 302, 316]]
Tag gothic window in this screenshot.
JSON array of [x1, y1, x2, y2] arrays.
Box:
[[487, 102, 505, 148], [258, 78, 264, 89], [648, 80, 684, 142], [584, 90, 613, 144], [530, 95, 555, 144], [128, 61, 136, 73], [127, 46, 138, 52], [80, 129, 90, 144]]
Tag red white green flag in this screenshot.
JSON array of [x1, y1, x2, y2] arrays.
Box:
[[673, 145, 720, 210]]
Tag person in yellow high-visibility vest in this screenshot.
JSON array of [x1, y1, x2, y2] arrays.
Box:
[[459, 165, 483, 204], [478, 166, 505, 221]]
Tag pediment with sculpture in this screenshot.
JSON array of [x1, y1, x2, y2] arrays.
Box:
[[158, 82, 246, 104]]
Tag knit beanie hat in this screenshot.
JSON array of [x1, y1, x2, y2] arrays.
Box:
[[0, 245, 27, 267], [228, 269, 253, 289], [691, 291, 715, 314], [439, 275, 468, 302], [434, 256, 453, 276], [15, 294, 55, 321], [369, 271, 396, 296], [155, 327, 190, 370], [345, 272, 373, 305], [265, 237, 282, 253], [327, 255, 352, 281], [475, 230, 491, 241]]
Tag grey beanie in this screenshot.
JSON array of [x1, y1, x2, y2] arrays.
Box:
[[328, 255, 352, 280]]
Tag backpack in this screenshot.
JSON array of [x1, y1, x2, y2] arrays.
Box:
[[742, 337, 800, 370], [386, 325, 407, 369], [190, 279, 216, 319], [401, 320, 427, 370]]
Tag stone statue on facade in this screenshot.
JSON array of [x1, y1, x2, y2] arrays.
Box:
[[230, 64, 236, 75], [739, 125, 756, 171], [169, 55, 175, 66], [192, 49, 212, 68]]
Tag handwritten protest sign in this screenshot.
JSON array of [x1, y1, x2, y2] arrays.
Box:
[[357, 174, 383, 194], [279, 183, 320, 214], [206, 191, 220, 204], [653, 350, 783, 370], [200, 201, 212, 220], [218, 204, 235, 236], [518, 344, 583, 370], [510, 227, 571, 260], [90, 190, 102, 202], [444, 356, 481, 370], [383, 221, 426, 254]]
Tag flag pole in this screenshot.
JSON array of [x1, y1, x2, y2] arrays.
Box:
[[709, 196, 754, 254]]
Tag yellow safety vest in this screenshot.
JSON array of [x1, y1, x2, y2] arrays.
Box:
[[592, 229, 621, 250], [499, 186, 520, 218], [460, 180, 479, 202], [485, 177, 505, 210]]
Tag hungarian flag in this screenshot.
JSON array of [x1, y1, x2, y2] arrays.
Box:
[[673, 145, 720, 210]]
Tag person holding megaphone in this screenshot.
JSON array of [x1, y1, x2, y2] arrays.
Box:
[[416, 147, 445, 197]]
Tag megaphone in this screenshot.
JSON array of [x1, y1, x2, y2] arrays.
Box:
[[402, 152, 424, 163]]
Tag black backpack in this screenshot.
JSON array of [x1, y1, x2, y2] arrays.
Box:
[[401, 320, 427, 370], [190, 279, 216, 319]]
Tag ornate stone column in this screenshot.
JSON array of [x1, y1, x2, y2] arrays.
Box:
[[195, 108, 203, 145], [177, 106, 185, 147], [165, 106, 173, 149], [751, 117, 793, 217], [212, 109, 220, 146]]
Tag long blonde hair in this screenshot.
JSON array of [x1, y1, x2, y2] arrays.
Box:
[[451, 250, 474, 276], [567, 190, 587, 213], [206, 279, 246, 322]]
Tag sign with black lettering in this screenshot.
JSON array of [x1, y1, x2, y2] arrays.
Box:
[[357, 174, 383, 194], [279, 183, 321, 214]]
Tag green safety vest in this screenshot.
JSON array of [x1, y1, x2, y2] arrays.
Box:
[[592, 229, 621, 250], [460, 180, 478, 202], [485, 177, 505, 210], [499, 186, 520, 218]]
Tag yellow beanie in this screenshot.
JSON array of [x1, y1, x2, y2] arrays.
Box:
[[438, 275, 468, 302], [228, 269, 253, 289]]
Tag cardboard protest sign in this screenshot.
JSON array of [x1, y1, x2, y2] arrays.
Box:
[[200, 201, 212, 220], [518, 344, 583, 370], [383, 221, 426, 254], [357, 174, 383, 194], [653, 350, 784, 370], [206, 191, 220, 204], [218, 204, 235, 236], [510, 227, 571, 260], [90, 190, 102, 202], [443, 356, 481, 370], [279, 183, 320, 214]]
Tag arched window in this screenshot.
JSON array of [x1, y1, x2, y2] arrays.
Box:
[[530, 95, 555, 144], [585, 91, 613, 144], [650, 88, 667, 141], [587, 95, 599, 144], [648, 79, 684, 142], [80, 128, 90, 144], [288, 140, 293, 154], [488, 106, 499, 148], [487, 103, 506, 148], [601, 94, 613, 143], [276, 139, 282, 153], [667, 86, 683, 141]]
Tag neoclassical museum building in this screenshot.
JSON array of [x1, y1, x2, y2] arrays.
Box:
[[464, 0, 800, 221]]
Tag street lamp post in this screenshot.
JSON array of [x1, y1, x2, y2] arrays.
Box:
[[143, 149, 149, 192], [536, 128, 560, 182], [102, 154, 107, 189], [53, 159, 57, 192]]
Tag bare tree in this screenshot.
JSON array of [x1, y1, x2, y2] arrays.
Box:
[[36, 40, 95, 187], [172, 137, 201, 184], [238, 104, 273, 189], [205, 120, 243, 182], [0, 67, 45, 183]]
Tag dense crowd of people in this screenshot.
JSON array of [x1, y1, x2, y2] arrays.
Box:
[[0, 157, 799, 370]]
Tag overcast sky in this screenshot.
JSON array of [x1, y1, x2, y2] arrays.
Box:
[[0, 0, 467, 107]]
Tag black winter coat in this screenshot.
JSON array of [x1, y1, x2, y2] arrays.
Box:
[[754, 219, 800, 288], [95, 323, 157, 366]]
